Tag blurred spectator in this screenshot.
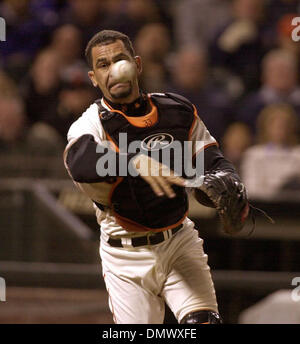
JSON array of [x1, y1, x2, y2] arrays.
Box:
[[58, 0, 161, 50], [134, 23, 172, 92], [55, 77, 97, 138], [0, 0, 59, 81], [0, 70, 19, 98], [0, 97, 26, 146], [21, 47, 96, 142], [241, 103, 300, 200], [126, 0, 163, 25], [209, 0, 268, 93], [49, 24, 90, 87], [104, 0, 165, 42], [237, 49, 300, 133], [166, 47, 234, 142], [50, 24, 83, 68], [174, 0, 231, 49], [221, 122, 253, 170], [21, 48, 62, 139], [59, 0, 110, 49], [0, 71, 26, 147], [152, 0, 176, 37], [21, 48, 62, 122]]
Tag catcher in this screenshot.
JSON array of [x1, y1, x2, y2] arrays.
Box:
[[64, 30, 249, 324]]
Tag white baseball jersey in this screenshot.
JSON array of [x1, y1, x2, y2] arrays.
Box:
[[64, 94, 219, 323], [64, 95, 217, 238]]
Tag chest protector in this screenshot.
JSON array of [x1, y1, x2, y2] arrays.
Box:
[[96, 93, 196, 232]]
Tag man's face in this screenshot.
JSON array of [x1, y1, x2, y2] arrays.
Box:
[[264, 58, 297, 92], [88, 40, 141, 103]]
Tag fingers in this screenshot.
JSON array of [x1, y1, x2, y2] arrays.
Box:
[[156, 176, 176, 198], [158, 164, 186, 187], [142, 176, 165, 197], [134, 155, 186, 197], [165, 174, 186, 187], [141, 176, 176, 198]]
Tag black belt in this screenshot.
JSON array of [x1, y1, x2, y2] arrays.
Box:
[[107, 224, 183, 248]]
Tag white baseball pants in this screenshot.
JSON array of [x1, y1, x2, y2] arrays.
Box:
[[99, 218, 218, 324]]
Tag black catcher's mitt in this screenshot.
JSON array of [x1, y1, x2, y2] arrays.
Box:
[[195, 170, 249, 235]]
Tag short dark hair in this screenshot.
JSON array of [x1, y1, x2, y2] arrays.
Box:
[[85, 30, 135, 69]]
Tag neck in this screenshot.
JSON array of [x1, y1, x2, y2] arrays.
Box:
[[104, 91, 149, 116]]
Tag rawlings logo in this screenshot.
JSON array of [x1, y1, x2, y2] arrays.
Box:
[[141, 133, 174, 151]]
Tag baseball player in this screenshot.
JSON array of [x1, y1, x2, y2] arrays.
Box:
[[63, 30, 249, 324]]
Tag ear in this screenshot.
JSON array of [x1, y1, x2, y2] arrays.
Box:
[[134, 56, 142, 75], [88, 71, 98, 87]]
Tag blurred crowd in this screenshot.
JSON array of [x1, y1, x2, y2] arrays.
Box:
[[1, 0, 300, 200]]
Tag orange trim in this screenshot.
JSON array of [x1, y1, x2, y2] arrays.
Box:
[[104, 100, 113, 111], [204, 142, 219, 149], [188, 104, 199, 140], [103, 129, 120, 153], [103, 95, 158, 128], [113, 210, 188, 233]]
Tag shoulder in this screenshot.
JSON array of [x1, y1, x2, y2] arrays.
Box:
[[67, 102, 103, 142], [72, 103, 99, 127], [150, 92, 194, 112]]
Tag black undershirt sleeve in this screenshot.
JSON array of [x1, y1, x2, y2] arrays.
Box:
[[66, 134, 137, 183], [203, 145, 239, 177]]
